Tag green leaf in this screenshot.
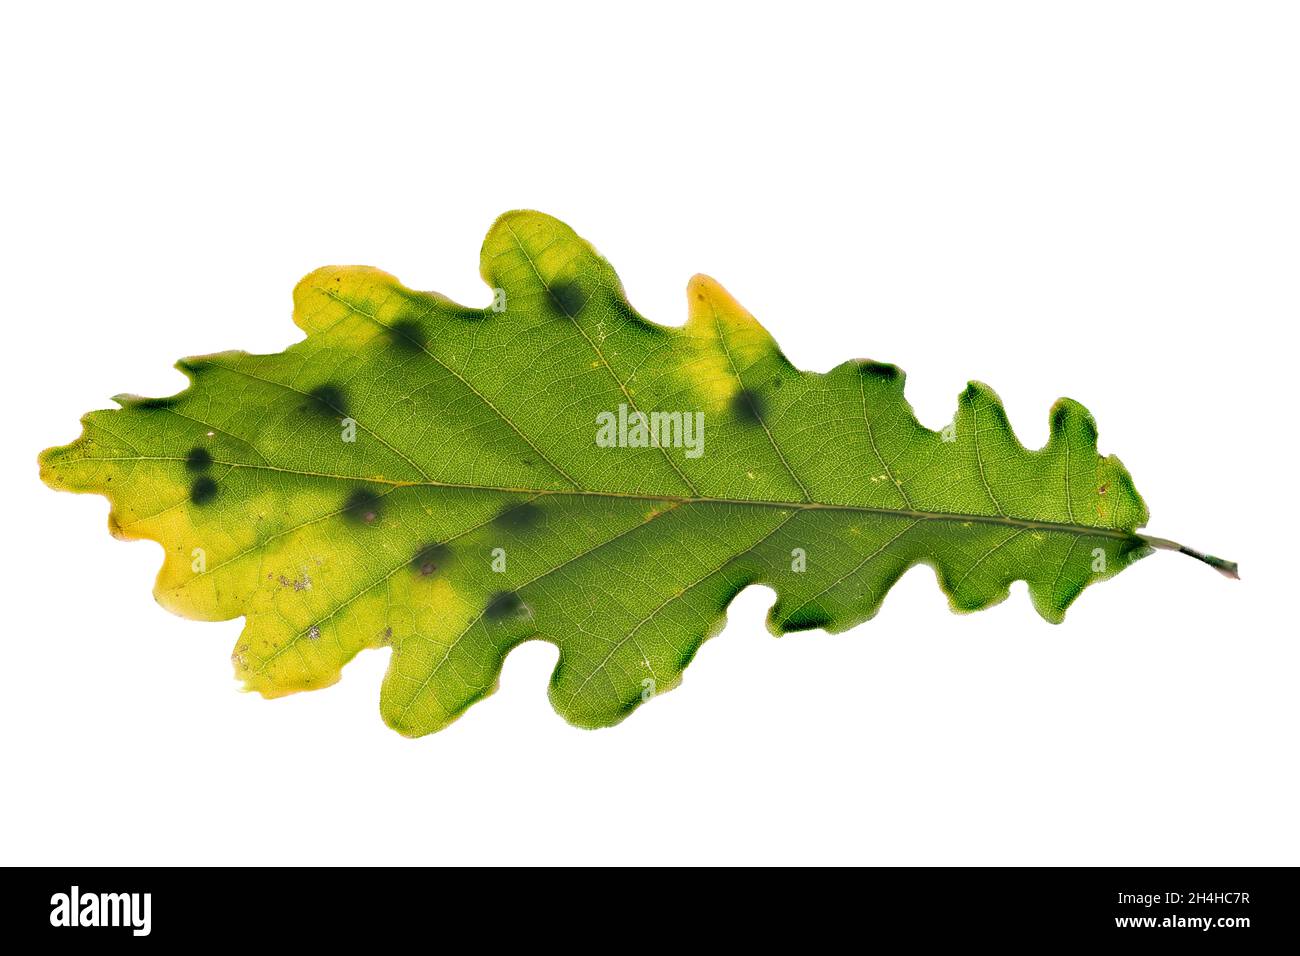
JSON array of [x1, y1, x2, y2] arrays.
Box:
[[38, 211, 1237, 736]]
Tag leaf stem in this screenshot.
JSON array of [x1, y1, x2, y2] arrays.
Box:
[[1141, 536, 1240, 579]]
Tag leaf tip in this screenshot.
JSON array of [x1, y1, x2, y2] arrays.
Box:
[[686, 272, 721, 301]]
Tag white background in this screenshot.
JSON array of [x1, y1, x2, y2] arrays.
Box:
[[2, 2, 1296, 866]]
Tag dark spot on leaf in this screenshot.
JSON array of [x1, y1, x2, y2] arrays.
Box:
[[781, 609, 833, 633], [1051, 405, 1069, 432], [411, 543, 449, 577], [306, 383, 348, 418], [859, 361, 900, 382], [547, 280, 586, 317], [185, 446, 213, 472], [190, 476, 218, 505], [343, 488, 381, 525], [495, 501, 541, 531], [730, 388, 766, 424], [388, 318, 425, 352], [135, 396, 177, 410], [485, 590, 525, 620]]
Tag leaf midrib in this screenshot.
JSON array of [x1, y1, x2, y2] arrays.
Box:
[[83, 454, 1142, 543]]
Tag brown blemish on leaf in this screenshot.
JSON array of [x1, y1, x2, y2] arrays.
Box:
[[277, 570, 312, 591]]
